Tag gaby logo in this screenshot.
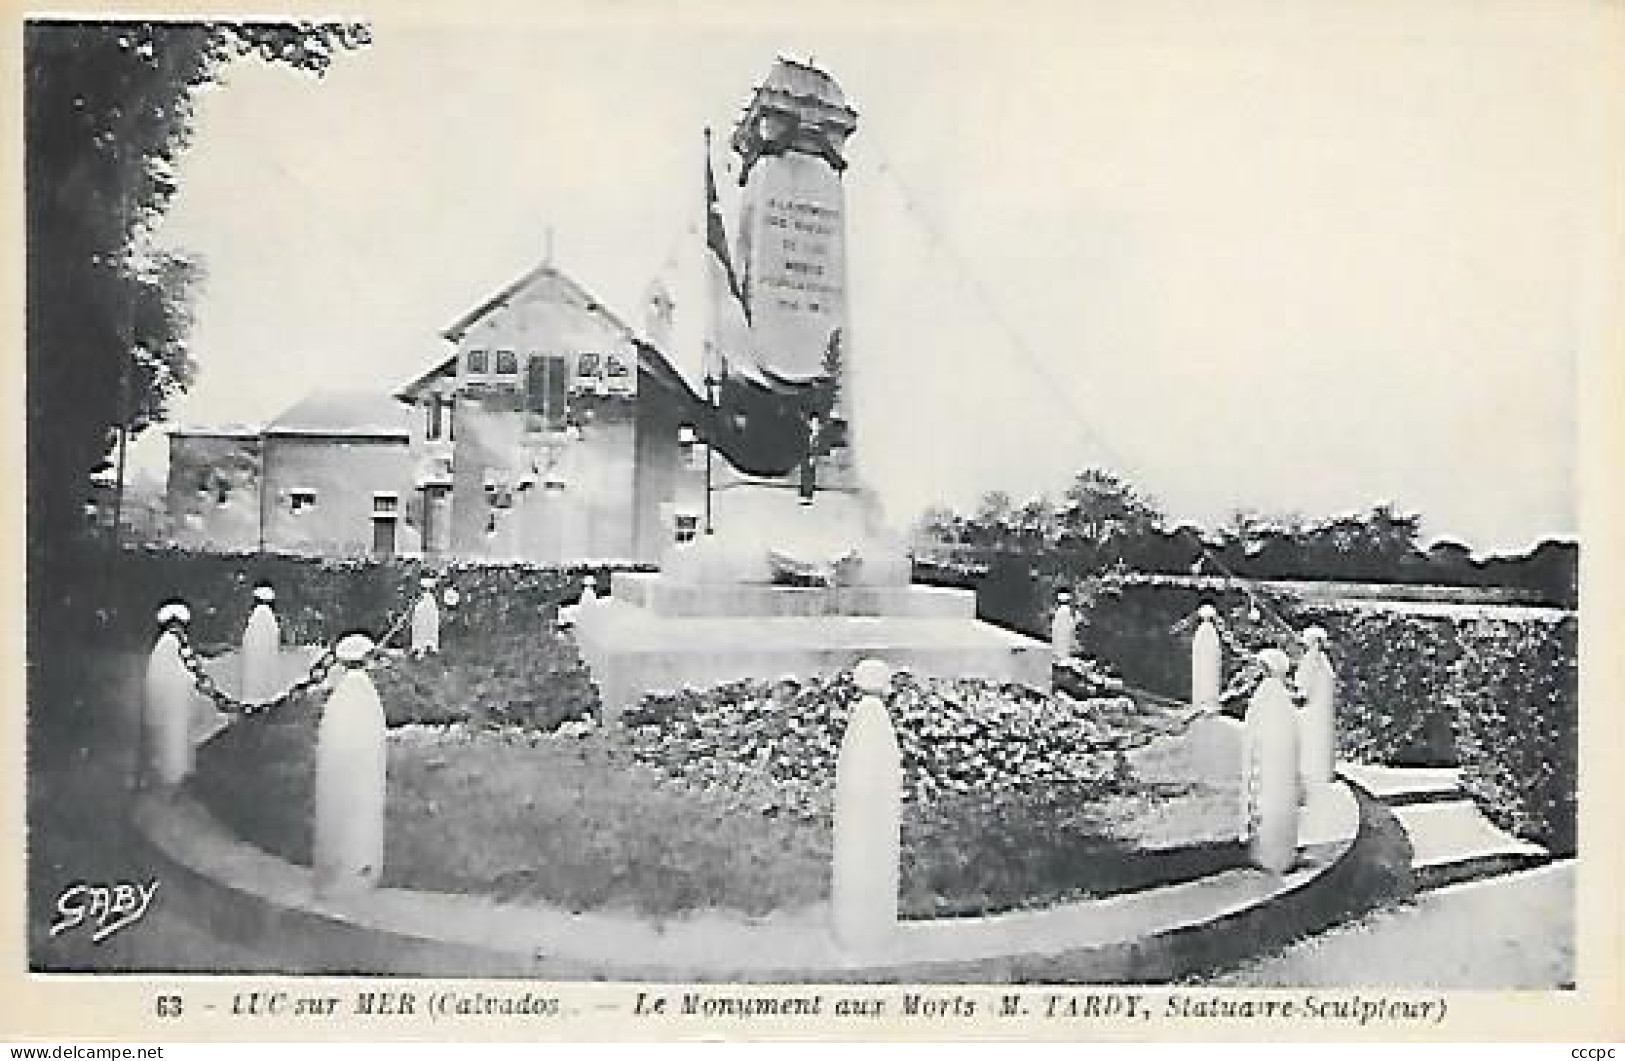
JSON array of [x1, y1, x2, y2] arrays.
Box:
[[49, 879, 160, 943]]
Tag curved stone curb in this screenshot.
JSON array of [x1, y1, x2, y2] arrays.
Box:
[[131, 779, 1363, 982]]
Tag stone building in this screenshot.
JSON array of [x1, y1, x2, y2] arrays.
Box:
[[165, 424, 264, 551], [167, 260, 700, 563]]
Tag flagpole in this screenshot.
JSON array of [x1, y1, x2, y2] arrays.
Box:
[[704, 374, 716, 535], [703, 127, 715, 535]]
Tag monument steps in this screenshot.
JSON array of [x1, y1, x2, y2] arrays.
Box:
[[1334, 763, 1465, 807], [573, 594, 1051, 722], [1339, 764, 1551, 891]]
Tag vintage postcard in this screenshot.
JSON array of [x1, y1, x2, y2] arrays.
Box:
[[4, 0, 1623, 1044]]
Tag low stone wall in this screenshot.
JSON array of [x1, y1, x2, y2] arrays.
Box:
[[131, 775, 1366, 981]]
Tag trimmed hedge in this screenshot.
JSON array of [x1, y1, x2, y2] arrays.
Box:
[[958, 564, 1578, 855], [72, 545, 654, 652], [1315, 609, 1464, 766], [1447, 614, 1578, 854]]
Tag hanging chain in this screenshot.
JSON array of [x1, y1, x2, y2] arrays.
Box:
[[1170, 605, 1269, 659], [1168, 610, 1200, 637], [1218, 656, 1266, 704], [374, 599, 418, 657], [1214, 614, 1263, 660], [1092, 698, 1218, 755], [173, 635, 337, 717], [165, 589, 420, 718]]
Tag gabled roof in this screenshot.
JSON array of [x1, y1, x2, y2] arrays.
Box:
[[394, 354, 458, 402], [440, 261, 638, 345], [265, 390, 413, 440]]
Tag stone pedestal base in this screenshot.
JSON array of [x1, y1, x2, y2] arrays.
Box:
[[664, 481, 911, 587], [575, 574, 1050, 723]]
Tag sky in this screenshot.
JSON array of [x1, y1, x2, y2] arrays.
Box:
[[137, 0, 1619, 554]]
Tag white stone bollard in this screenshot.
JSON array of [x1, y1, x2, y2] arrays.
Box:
[[832, 658, 901, 955], [1244, 648, 1301, 873], [143, 603, 196, 787], [1295, 626, 1337, 791], [1050, 592, 1077, 664], [1192, 604, 1222, 711], [410, 577, 441, 656], [313, 633, 387, 897], [240, 584, 281, 703]]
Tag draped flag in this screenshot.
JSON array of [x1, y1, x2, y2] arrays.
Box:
[[703, 131, 764, 387], [699, 130, 817, 476], [633, 131, 823, 479]]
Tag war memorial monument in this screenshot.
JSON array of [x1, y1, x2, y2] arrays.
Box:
[[574, 58, 1050, 718]]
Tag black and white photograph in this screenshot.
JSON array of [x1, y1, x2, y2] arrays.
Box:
[[11, 0, 1623, 1042]]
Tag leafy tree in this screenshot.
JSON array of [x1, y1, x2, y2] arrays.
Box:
[[915, 504, 965, 546], [26, 19, 369, 560], [915, 469, 1568, 599], [26, 19, 369, 720], [1053, 468, 1164, 571], [1359, 502, 1424, 565], [963, 490, 1015, 548], [1010, 497, 1058, 550]]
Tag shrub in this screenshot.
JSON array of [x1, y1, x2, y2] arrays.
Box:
[[1315, 610, 1464, 765], [1447, 614, 1578, 854], [1067, 581, 1305, 703], [87, 545, 653, 652], [370, 618, 600, 731]]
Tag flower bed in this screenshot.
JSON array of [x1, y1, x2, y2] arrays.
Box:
[[621, 672, 1161, 819]]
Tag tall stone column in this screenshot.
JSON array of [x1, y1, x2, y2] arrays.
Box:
[[732, 58, 858, 399]]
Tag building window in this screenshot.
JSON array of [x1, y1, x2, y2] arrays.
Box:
[[496, 349, 519, 375], [290, 488, 317, 515], [677, 424, 703, 471], [577, 352, 602, 377], [371, 493, 398, 557], [674, 512, 700, 544], [215, 480, 231, 507], [467, 349, 489, 374], [372, 517, 397, 557], [427, 396, 455, 441], [525, 354, 569, 433], [421, 483, 450, 556], [606, 354, 630, 378]]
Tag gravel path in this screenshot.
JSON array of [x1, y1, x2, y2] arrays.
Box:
[[29, 651, 296, 972], [1207, 860, 1574, 989]]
